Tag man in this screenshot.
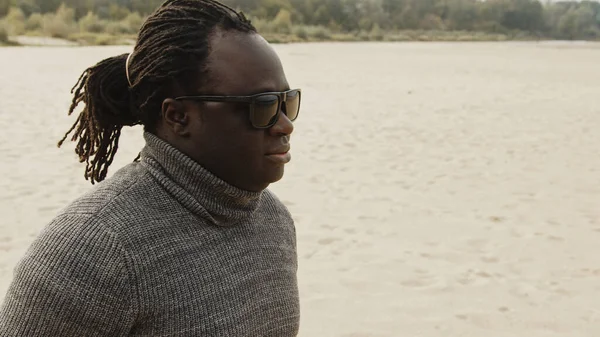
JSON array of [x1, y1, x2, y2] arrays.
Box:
[[0, 0, 301, 335]]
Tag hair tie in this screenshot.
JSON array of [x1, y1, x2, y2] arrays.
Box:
[[125, 52, 133, 86]]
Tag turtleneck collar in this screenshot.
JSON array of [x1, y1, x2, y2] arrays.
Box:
[[139, 132, 263, 227]]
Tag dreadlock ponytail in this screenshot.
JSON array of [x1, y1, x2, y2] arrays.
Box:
[[59, 0, 256, 184], [58, 54, 138, 184]]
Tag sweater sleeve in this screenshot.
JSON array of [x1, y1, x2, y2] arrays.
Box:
[[0, 215, 135, 336]]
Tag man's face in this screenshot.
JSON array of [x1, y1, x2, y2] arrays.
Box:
[[168, 30, 296, 192]]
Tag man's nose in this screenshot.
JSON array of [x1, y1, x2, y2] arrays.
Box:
[[269, 111, 294, 136]]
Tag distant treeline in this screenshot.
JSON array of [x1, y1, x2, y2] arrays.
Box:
[[1, 0, 600, 43]]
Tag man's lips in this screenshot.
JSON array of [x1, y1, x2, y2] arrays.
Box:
[[265, 146, 291, 156], [265, 147, 291, 164]]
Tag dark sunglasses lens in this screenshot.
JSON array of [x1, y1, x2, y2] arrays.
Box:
[[253, 94, 280, 127], [285, 90, 301, 121]]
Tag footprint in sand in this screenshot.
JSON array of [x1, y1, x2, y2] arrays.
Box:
[[490, 216, 505, 223], [481, 256, 499, 263], [400, 278, 434, 288], [546, 235, 564, 242], [0, 236, 13, 252], [455, 314, 468, 320], [454, 313, 493, 329], [344, 228, 357, 234], [456, 269, 493, 286], [510, 229, 523, 238], [357, 215, 377, 221], [466, 238, 489, 251], [318, 237, 338, 245], [400, 271, 436, 288]]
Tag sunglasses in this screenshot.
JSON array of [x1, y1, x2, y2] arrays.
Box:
[[174, 89, 301, 129]]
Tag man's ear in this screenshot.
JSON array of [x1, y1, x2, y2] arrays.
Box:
[[161, 98, 191, 137]]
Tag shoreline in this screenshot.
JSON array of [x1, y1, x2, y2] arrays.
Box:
[[3, 33, 600, 47]]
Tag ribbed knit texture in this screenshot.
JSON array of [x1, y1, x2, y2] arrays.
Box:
[[0, 132, 300, 336]]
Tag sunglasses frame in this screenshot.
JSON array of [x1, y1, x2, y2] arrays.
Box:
[[174, 89, 301, 129]]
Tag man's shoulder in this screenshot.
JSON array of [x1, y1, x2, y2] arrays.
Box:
[[56, 162, 174, 232], [60, 162, 146, 215]]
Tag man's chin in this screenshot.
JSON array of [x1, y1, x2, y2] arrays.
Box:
[[265, 168, 285, 185]]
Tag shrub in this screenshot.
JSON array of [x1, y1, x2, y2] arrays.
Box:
[[251, 17, 276, 34], [55, 4, 75, 22], [6, 7, 25, 35], [0, 0, 9, 17], [272, 9, 292, 34], [109, 4, 130, 21], [42, 14, 75, 38], [106, 21, 131, 35], [122, 12, 143, 33], [357, 29, 370, 41], [293, 26, 308, 40], [307, 26, 331, 40], [42, 4, 76, 39], [419, 14, 445, 30], [370, 23, 383, 41], [79, 12, 106, 33], [0, 21, 8, 43], [25, 13, 43, 31]]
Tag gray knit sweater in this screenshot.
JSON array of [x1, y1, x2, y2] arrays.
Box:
[[0, 132, 300, 336]]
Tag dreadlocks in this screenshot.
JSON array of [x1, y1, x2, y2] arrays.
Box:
[[58, 0, 256, 184]]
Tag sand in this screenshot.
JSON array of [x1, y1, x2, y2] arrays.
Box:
[[1, 42, 599, 336], [9, 35, 79, 47]]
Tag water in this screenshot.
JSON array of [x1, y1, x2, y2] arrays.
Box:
[[1, 42, 600, 336]]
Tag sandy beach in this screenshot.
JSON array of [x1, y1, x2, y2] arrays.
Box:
[[1, 42, 599, 336]]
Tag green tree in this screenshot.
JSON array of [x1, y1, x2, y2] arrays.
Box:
[[0, 0, 10, 17], [446, 0, 478, 31], [252, 0, 293, 19], [130, 0, 162, 14], [313, 4, 331, 26], [420, 13, 445, 30], [574, 4, 597, 38], [323, 0, 351, 30], [4, 0, 600, 42], [397, 2, 420, 29], [501, 0, 544, 32], [66, 0, 97, 19], [109, 4, 130, 20], [0, 22, 8, 42], [558, 7, 578, 39], [37, 0, 63, 13], [6, 7, 25, 35], [15, 0, 40, 16], [381, 0, 405, 29]]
